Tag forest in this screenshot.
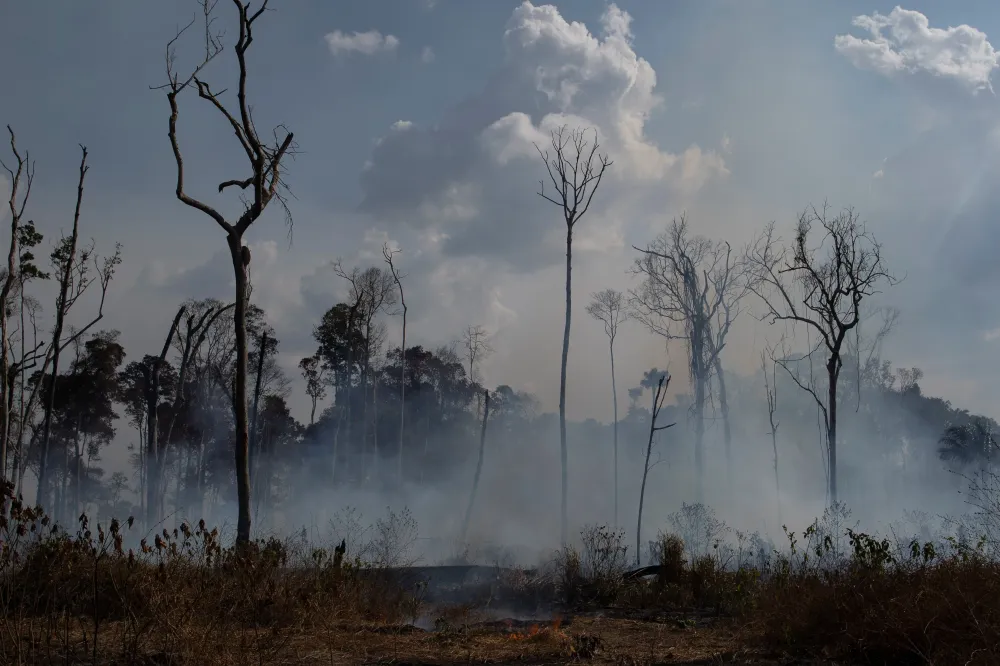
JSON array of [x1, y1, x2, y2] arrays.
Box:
[[2, 1, 1000, 664]]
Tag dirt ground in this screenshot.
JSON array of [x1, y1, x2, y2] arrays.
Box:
[[278, 608, 846, 665]]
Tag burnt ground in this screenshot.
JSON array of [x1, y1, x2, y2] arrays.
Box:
[[283, 606, 845, 665]]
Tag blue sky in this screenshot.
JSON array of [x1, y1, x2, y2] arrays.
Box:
[[2, 0, 1000, 426]]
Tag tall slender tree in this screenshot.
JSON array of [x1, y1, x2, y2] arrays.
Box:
[[157, 0, 296, 544], [535, 125, 612, 545], [586, 288, 627, 529], [382, 243, 408, 483], [36, 146, 120, 508]]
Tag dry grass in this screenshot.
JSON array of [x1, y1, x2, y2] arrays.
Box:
[[3, 487, 1000, 665]]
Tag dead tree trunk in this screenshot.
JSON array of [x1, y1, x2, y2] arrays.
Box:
[[382, 243, 407, 485], [229, 235, 253, 541], [460, 390, 490, 543], [535, 126, 612, 546], [713, 354, 732, 488], [0, 126, 33, 486], [586, 289, 626, 529], [146, 306, 185, 528], [160, 0, 295, 544], [248, 330, 267, 493], [761, 349, 780, 526], [37, 147, 87, 509], [637, 373, 673, 566]]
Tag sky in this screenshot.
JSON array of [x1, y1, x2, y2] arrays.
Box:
[[2, 0, 1000, 433]]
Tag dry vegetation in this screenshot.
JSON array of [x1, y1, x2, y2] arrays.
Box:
[[0, 485, 998, 665]]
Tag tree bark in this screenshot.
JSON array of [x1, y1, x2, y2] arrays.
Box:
[[559, 226, 572, 546], [248, 329, 266, 492], [827, 356, 840, 505], [228, 235, 252, 544]]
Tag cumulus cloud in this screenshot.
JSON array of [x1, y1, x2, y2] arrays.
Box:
[[356, 1, 727, 271], [834, 7, 999, 94], [324, 30, 399, 57], [420, 46, 435, 64]]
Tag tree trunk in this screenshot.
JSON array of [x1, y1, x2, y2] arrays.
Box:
[[37, 148, 88, 510], [637, 377, 668, 566], [146, 307, 184, 529], [228, 235, 252, 545], [559, 226, 572, 546], [461, 390, 490, 543], [73, 417, 82, 518], [248, 329, 266, 492], [609, 338, 619, 530], [714, 354, 733, 495], [0, 214, 17, 486], [692, 366, 706, 505], [397, 317, 406, 484], [827, 357, 840, 506], [37, 309, 67, 510]]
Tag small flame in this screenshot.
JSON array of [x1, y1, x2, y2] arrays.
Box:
[[507, 616, 564, 641]]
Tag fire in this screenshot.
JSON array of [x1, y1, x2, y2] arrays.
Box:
[[506, 615, 564, 641]]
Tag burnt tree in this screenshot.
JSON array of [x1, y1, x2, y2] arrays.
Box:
[[746, 205, 897, 504], [586, 288, 627, 529], [157, 0, 295, 543], [535, 125, 612, 546]]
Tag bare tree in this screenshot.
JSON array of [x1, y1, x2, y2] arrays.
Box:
[[586, 288, 627, 529], [745, 205, 898, 504], [36, 146, 121, 508], [382, 243, 407, 484], [630, 217, 748, 500], [156, 0, 296, 544], [461, 324, 493, 422], [0, 126, 34, 484], [636, 370, 674, 565], [760, 346, 780, 526], [535, 125, 612, 545], [460, 389, 490, 544], [145, 306, 186, 528]]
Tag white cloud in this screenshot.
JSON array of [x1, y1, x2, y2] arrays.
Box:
[[358, 2, 728, 270], [420, 46, 435, 64], [834, 7, 999, 94], [324, 30, 399, 57], [983, 327, 1000, 342]]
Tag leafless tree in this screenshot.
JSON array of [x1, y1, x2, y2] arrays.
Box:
[[630, 216, 748, 501], [586, 288, 627, 529], [760, 344, 781, 526], [461, 323, 493, 421], [145, 306, 186, 528], [0, 126, 34, 485], [382, 243, 407, 483], [745, 204, 898, 504], [36, 146, 121, 509], [460, 389, 490, 544], [155, 0, 296, 544], [636, 370, 674, 565], [535, 125, 612, 545]]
